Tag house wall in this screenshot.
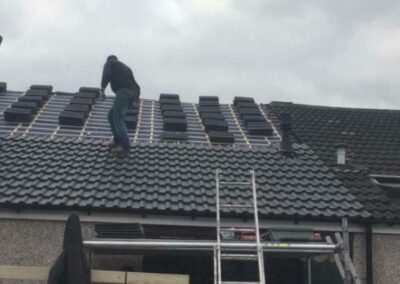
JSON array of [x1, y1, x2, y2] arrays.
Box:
[[372, 234, 400, 284], [0, 218, 140, 284], [353, 233, 400, 284], [0, 219, 94, 267], [3, 218, 400, 284], [353, 233, 367, 283]]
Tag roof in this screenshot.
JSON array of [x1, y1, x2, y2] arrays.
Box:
[[333, 168, 400, 222], [265, 101, 400, 222], [0, 135, 369, 221], [265, 102, 400, 174], [5, 85, 400, 223]]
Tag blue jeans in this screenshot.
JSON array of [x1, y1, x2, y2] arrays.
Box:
[[107, 88, 138, 150]]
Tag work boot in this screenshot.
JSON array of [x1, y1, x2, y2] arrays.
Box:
[[106, 139, 117, 150], [110, 146, 129, 155]]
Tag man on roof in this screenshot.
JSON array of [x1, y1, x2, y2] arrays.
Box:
[[100, 55, 140, 154]]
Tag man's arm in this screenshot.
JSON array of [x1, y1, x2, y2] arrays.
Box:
[[100, 62, 112, 99]]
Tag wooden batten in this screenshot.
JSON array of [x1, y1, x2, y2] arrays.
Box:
[[0, 265, 189, 284]]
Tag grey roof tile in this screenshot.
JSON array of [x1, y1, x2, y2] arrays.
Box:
[[265, 102, 400, 222], [0, 135, 369, 221]]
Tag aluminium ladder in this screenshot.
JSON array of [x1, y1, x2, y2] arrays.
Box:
[[214, 169, 266, 284]]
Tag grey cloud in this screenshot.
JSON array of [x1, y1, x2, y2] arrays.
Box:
[[1, 0, 400, 109]]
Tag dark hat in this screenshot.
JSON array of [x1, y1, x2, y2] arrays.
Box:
[[107, 55, 118, 61]]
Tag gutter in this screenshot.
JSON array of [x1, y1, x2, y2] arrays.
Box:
[[0, 208, 366, 232]]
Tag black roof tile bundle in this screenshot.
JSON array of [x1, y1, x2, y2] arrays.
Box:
[[29, 84, 53, 93], [159, 97, 181, 106], [160, 94, 188, 141], [79, 86, 101, 96], [59, 111, 87, 126], [69, 98, 94, 106], [124, 115, 138, 130], [63, 104, 92, 113], [55, 92, 75, 96], [233, 96, 273, 136], [4, 85, 52, 123], [4, 107, 33, 122], [159, 93, 179, 100], [124, 101, 139, 130], [17, 95, 44, 104], [24, 89, 50, 100], [11, 101, 40, 112], [201, 113, 226, 121], [199, 96, 219, 105], [59, 87, 99, 126], [233, 96, 255, 105], [246, 123, 273, 136], [242, 115, 267, 127], [204, 119, 228, 132], [161, 131, 188, 141], [0, 82, 7, 92], [163, 118, 187, 132], [0, 135, 369, 221], [161, 104, 183, 114], [198, 96, 234, 144], [162, 111, 186, 119], [208, 131, 234, 143], [73, 92, 97, 104], [198, 106, 221, 115]]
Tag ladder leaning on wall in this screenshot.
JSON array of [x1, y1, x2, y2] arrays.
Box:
[[214, 169, 265, 284]]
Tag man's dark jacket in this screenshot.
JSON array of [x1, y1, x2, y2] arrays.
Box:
[[101, 59, 140, 95]]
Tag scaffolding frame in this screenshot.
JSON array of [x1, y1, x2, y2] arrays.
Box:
[[84, 226, 360, 284], [84, 168, 362, 284]]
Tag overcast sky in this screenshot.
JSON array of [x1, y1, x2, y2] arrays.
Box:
[[1, 0, 400, 108]]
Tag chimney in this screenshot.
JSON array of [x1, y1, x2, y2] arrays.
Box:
[[335, 143, 346, 165], [280, 112, 293, 157]]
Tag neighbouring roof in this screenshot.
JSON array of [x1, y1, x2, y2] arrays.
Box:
[[265, 101, 400, 222], [265, 102, 400, 174], [0, 135, 369, 221], [334, 168, 400, 222]]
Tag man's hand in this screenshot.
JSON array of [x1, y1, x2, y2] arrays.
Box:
[[99, 89, 106, 101]]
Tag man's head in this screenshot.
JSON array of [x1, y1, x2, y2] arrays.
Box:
[[107, 55, 118, 62]]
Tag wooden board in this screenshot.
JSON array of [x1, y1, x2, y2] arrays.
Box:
[[0, 265, 50, 281], [92, 269, 126, 283], [0, 265, 189, 284], [126, 272, 189, 284]]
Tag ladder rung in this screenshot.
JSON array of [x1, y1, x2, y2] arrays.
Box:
[[221, 253, 258, 261], [220, 204, 254, 209], [219, 182, 252, 185], [221, 282, 260, 284], [221, 227, 256, 233]]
